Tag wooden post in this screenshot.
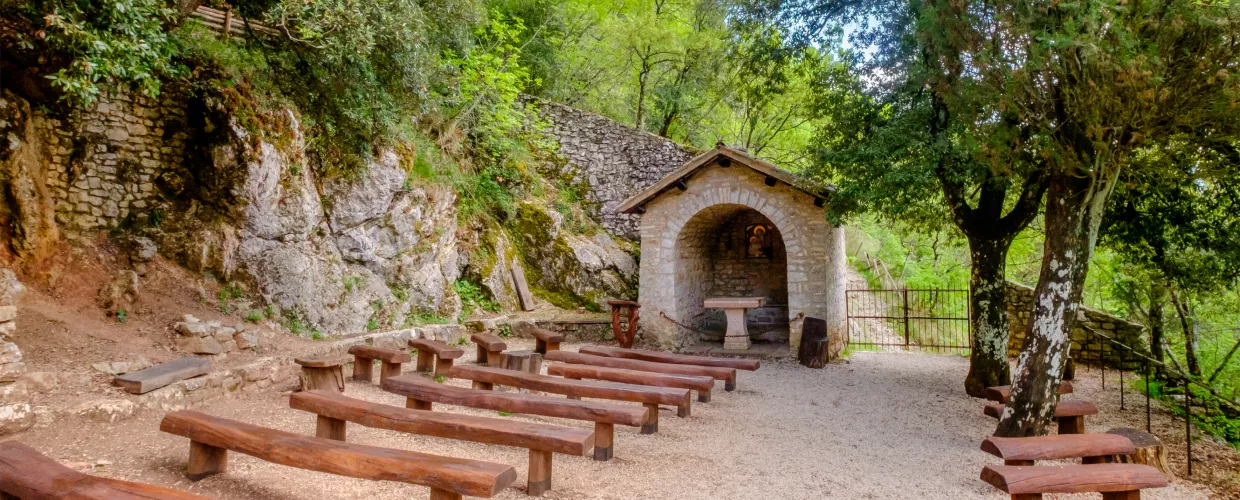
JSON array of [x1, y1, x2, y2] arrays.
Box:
[[1101, 492, 1140, 500], [295, 357, 346, 393], [503, 351, 543, 374], [353, 357, 374, 382], [677, 400, 691, 418], [186, 440, 228, 480], [698, 387, 712, 403], [415, 350, 434, 373], [640, 403, 659, 434], [527, 449, 552, 496], [1057, 416, 1086, 435], [380, 361, 402, 383], [1011, 495, 1044, 500], [429, 487, 463, 500], [316, 415, 346, 441], [477, 345, 490, 366], [472, 380, 494, 390], [593, 422, 613, 461], [724, 373, 737, 392], [406, 397, 432, 411], [435, 357, 454, 377]]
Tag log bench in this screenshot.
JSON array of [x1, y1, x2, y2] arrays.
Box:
[[348, 345, 411, 384], [530, 329, 564, 355], [984, 401, 1099, 435], [382, 374, 647, 461], [295, 356, 346, 393], [448, 364, 692, 429], [985, 382, 1074, 403], [546, 350, 739, 391], [981, 434, 1137, 466], [410, 339, 465, 376], [290, 391, 593, 496], [547, 363, 716, 403], [579, 345, 760, 371], [471, 334, 507, 367], [980, 463, 1167, 500], [159, 410, 517, 500], [0, 441, 211, 500]]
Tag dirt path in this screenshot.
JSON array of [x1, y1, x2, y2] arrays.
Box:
[[5, 343, 1219, 499]]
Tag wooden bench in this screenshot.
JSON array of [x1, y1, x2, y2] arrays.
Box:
[[547, 363, 716, 403], [546, 350, 739, 391], [160, 410, 516, 500], [348, 345, 411, 384], [448, 364, 691, 428], [471, 334, 507, 367], [382, 374, 648, 461], [981, 434, 1137, 466], [0, 441, 211, 500], [984, 401, 1099, 434], [290, 391, 593, 496], [530, 329, 564, 355], [410, 339, 465, 376], [980, 463, 1167, 499], [295, 355, 346, 392], [579, 345, 760, 371], [985, 381, 1074, 403]]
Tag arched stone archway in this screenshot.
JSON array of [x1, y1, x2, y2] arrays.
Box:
[[626, 149, 847, 358]]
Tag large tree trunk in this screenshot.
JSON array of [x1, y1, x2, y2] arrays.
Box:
[[964, 235, 1015, 397], [1148, 281, 1167, 380], [996, 163, 1120, 437], [1170, 290, 1202, 377]]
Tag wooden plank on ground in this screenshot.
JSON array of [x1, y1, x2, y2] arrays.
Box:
[[112, 357, 211, 395], [579, 345, 759, 370]]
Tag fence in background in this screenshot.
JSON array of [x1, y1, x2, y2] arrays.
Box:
[[845, 288, 971, 354]]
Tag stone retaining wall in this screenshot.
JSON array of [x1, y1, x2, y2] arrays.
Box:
[[1005, 281, 1148, 369]]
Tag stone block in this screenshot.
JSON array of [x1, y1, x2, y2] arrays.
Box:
[[0, 306, 16, 322], [0, 342, 21, 365], [176, 336, 224, 355], [234, 331, 259, 350], [0, 403, 34, 436], [176, 321, 210, 337]]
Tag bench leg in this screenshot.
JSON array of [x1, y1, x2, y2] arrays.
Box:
[[416, 351, 434, 373], [435, 358, 454, 377], [1101, 491, 1140, 500], [1082, 455, 1106, 464], [546, 342, 560, 352], [472, 380, 494, 390], [352, 357, 374, 383], [316, 415, 347, 441], [429, 487, 463, 500], [527, 449, 552, 496], [1011, 495, 1043, 500], [186, 440, 228, 480], [677, 399, 691, 418], [593, 422, 614, 461], [1057, 415, 1085, 435], [380, 361, 403, 383], [2, 492, 18, 500], [1004, 459, 1034, 466], [476, 345, 488, 365], [406, 397, 432, 411], [641, 403, 659, 434], [724, 374, 737, 392], [698, 388, 712, 403], [535, 339, 547, 355], [486, 351, 504, 368]]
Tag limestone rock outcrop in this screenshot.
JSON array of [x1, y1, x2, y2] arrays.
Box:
[[509, 202, 637, 310]]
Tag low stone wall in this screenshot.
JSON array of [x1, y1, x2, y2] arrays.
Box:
[[1005, 281, 1148, 369]]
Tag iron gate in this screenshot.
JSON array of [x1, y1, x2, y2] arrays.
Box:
[[845, 288, 972, 353]]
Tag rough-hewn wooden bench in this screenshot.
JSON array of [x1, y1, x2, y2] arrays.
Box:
[[981, 434, 1137, 466], [160, 410, 516, 500], [382, 374, 647, 461], [295, 355, 346, 392], [579, 345, 760, 371], [0, 441, 211, 499], [547, 363, 716, 403], [984, 401, 1099, 434], [471, 334, 507, 367], [348, 345, 411, 384], [546, 350, 739, 391], [290, 391, 592, 496], [410, 338, 465, 376], [530, 329, 564, 355], [980, 463, 1167, 499], [448, 364, 691, 428], [985, 382, 1074, 403]]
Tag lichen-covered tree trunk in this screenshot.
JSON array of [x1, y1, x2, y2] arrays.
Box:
[[996, 165, 1120, 437], [964, 235, 1014, 397]]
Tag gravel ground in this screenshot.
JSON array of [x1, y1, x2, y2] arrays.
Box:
[[9, 344, 1217, 499]]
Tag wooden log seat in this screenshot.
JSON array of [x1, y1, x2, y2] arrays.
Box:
[[530, 329, 564, 355], [294, 356, 347, 393], [471, 334, 508, 368], [382, 374, 648, 462], [546, 350, 739, 392], [980, 463, 1167, 500], [290, 391, 593, 496], [448, 364, 691, 428], [1104, 428, 1170, 476], [984, 401, 1099, 435], [579, 345, 760, 371], [0, 441, 211, 500], [409, 339, 465, 376], [981, 434, 1137, 466], [159, 410, 517, 500], [798, 316, 831, 369], [547, 363, 716, 403], [348, 345, 411, 384], [985, 382, 1074, 403]]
